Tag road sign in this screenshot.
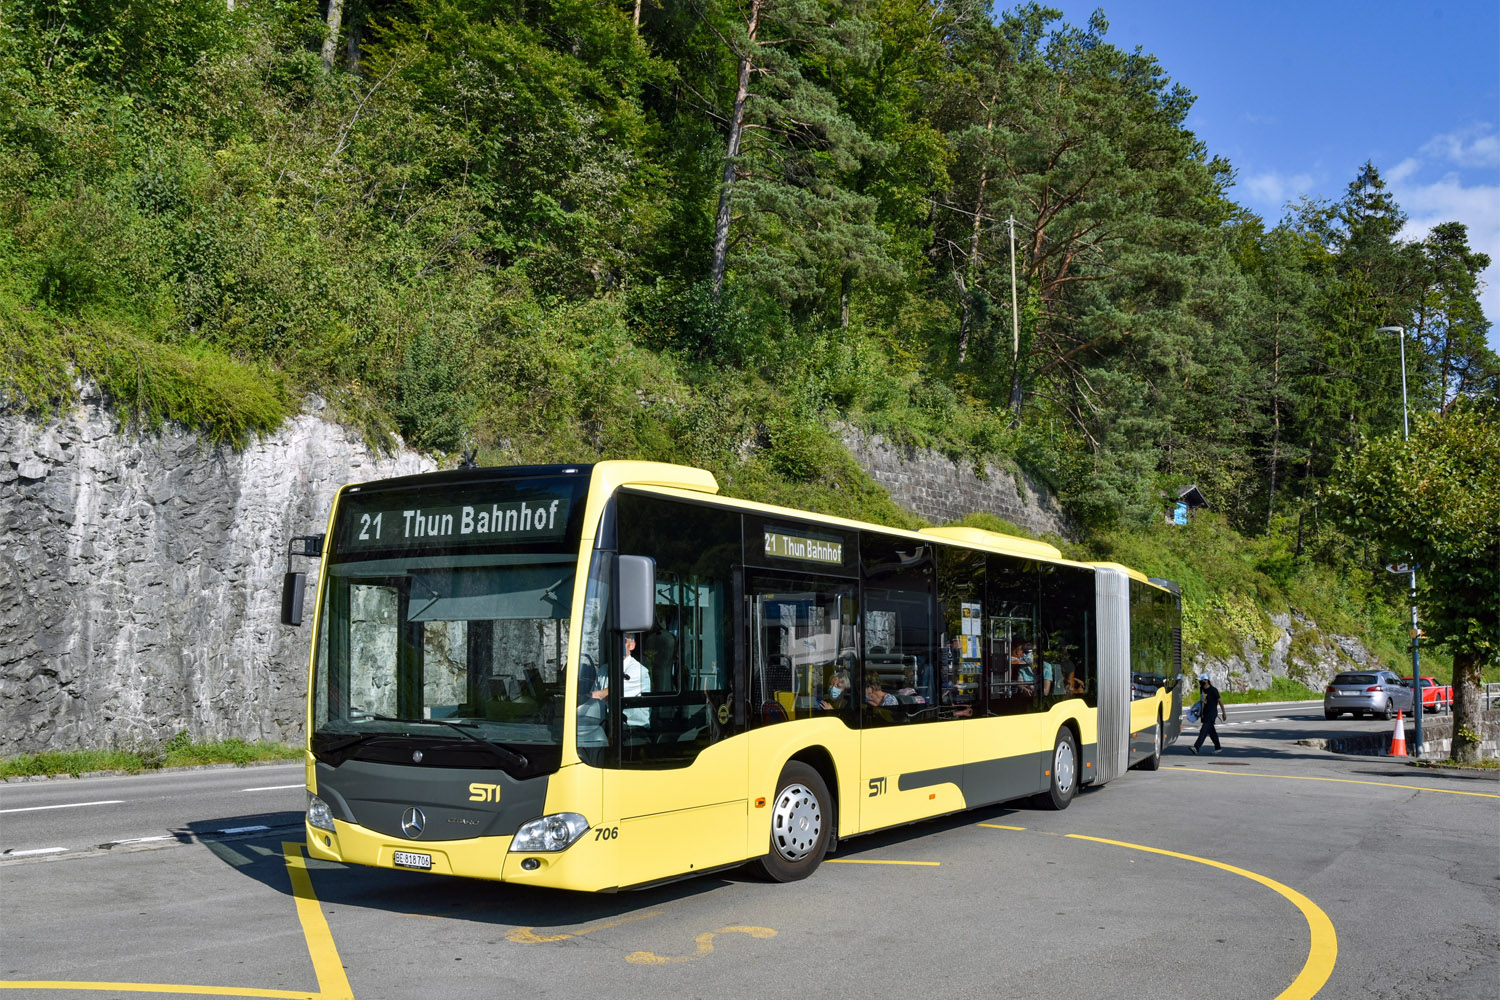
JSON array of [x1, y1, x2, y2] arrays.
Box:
[[1384, 562, 1418, 574]]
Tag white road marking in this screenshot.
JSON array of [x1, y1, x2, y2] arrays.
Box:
[[6, 847, 68, 856], [240, 784, 304, 792], [111, 835, 174, 845], [0, 799, 125, 814], [217, 825, 270, 834]]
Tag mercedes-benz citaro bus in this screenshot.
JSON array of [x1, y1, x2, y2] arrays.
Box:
[[283, 461, 1182, 892]]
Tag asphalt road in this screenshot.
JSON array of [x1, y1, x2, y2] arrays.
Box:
[[3, 706, 1496, 1000]]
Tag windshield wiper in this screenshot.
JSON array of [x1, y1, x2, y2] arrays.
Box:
[[358, 715, 529, 771]]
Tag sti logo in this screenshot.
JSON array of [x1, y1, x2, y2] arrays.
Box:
[[468, 783, 504, 803]]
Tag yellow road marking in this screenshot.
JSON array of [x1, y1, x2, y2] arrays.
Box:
[[625, 926, 776, 966], [282, 841, 355, 1000], [824, 858, 940, 866], [976, 823, 1027, 830], [1067, 835, 1337, 1000], [0, 845, 345, 998], [507, 911, 663, 943], [0, 985, 313, 998], [1172, 767, 1500, 798]]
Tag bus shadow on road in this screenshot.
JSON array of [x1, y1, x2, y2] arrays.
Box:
[[185, 801, 1037, 930], [187, 820, 743, 928]]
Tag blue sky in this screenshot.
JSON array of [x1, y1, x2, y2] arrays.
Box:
[[1041, 1, 1500, 349]]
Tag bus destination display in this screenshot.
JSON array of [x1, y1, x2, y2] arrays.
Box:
[[338, 492, 572, 553]]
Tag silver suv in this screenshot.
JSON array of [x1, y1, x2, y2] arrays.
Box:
[[1324, 670, 1415, 720]]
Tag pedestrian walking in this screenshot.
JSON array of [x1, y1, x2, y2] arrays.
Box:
[[1191, 673, 1226, 754]]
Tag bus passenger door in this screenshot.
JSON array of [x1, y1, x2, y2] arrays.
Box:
[[602, 572, 748, 887]]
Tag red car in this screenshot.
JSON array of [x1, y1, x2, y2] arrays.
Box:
[[1399, 676, 1452, 713]]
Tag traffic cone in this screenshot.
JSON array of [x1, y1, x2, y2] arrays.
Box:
[[1388, 710, 1407, 757]]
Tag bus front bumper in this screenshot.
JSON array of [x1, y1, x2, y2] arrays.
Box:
[[304, 818, 618, 891]]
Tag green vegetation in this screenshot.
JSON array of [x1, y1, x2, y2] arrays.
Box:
[[1220, 676, 1324, 705], [0, 735, 303, 779], [2, 1, 1494, 712], [1410, 759, 1499, 771]]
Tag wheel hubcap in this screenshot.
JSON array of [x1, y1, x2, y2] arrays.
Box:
[[1055, 742, 1075, 794], [771, 782, 823, 862]]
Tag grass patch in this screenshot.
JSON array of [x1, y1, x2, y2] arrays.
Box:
[[0, 292, 294, 448], [1220, 675, 1325, 704], [1, 738, 302, 779], [1409, 758, 1499, 771]]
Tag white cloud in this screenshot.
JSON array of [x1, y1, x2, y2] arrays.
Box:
[[1420, 124, 1500, 169], [1386, 157, 1422, 185], [1241, 170, 1316, 209], [1394, 181, 1499, 344]]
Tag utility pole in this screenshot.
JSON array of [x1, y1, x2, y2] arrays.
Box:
[[1377, 325, 1421, 755], [1007, 216, 1019, 364]]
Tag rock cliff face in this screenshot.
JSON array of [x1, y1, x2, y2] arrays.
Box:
[[0, 391, 433, 756], [1192, 610, 1385, 693], [840, 425, 1073, 539]]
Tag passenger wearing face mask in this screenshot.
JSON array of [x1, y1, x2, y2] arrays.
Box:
[[818, 668, 852, 712]]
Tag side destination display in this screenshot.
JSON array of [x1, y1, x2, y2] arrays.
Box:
[[764, 528, 844, 565]]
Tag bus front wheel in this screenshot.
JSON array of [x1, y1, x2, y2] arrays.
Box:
[[755, 762, 831, 882], [1040, 728, 1079, 810]]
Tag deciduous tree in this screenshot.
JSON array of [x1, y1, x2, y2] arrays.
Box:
[[1325, 406, 1500, 763]]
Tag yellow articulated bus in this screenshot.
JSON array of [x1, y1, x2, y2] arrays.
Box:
[[282, 461, 1182, 892]]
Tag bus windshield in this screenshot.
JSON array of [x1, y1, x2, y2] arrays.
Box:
[[309, 473, 590, 776], [311, 553, 575, 773]]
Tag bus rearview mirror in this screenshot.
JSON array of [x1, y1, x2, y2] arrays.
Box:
[[281, 572, 306, 626], [615, 555, 656, 633]]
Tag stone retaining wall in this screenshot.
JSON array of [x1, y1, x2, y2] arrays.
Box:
[[0, 392, 432, 755], [839, 425, 1072, 539]]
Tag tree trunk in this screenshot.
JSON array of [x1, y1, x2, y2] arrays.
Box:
[[957, 109, 993, 364], [1266, 302, 1282, 533], [840, 266, 851, 329], [346, 10, 363, 75], [710, 0, 761, 303], [1449, 650, 1486, 764], [322, 0, 345, 70]]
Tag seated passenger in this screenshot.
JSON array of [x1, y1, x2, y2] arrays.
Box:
[[818, 668, 853, 712], [865, 677, 897, 708], [895, 665, 927, 703]]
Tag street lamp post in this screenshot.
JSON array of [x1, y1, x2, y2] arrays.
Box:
[[1376, 325, 1421, 756]]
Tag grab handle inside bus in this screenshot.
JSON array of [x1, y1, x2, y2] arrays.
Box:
[[615, 555, 656, 633]]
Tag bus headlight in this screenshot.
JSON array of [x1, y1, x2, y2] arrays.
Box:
[[308, 794, 336, 833], [509, 813, 589, 852]]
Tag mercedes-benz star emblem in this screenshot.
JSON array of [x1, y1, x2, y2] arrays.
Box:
[[401, 807, 426, 839], [411, 749, 424, 763]]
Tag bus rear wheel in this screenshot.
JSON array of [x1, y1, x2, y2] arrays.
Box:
[[1138, 714, 1163, 772], [755, 762, 831, 882], [1040, 728, 1079, 810]]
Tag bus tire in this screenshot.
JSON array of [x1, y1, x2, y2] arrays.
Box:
[[1041, 728, 1079, 810], [755, 762, 831, 882], [1138, 713, 1163, 772]]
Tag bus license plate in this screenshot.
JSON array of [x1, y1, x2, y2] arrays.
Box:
[[392, 851, 432, 870]]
